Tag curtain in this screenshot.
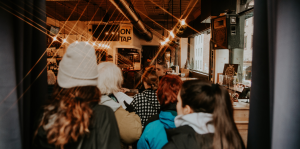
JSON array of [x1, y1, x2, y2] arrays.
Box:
[[248, 0, 300, 148], [0, 0, 47, 149]]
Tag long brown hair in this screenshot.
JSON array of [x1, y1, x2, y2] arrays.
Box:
[[36, 84, 100, 148], [180, 80, 245, 149], [142, 66, 159, 90]]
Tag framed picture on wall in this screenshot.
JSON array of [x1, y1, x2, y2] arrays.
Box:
[[223, 64, 239, 76]]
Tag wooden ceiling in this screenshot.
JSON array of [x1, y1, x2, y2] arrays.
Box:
[[46, 0, 201, 30]]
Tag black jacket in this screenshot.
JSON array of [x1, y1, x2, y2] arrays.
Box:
[[163, 125, 214, 149], [34, 105, 121, 149]]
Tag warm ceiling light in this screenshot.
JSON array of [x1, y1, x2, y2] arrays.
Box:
[[170, 31, 175, 38], [63, 38, 67, 43], [85, 41, 89, 45], [161, 41, 166, 45], [112, 32, 115, 34], [105, 32, 108, 35], [92, 42, 96, 46], [75, 40, 78, 44], [53, 36, 57, 41], [98, 43, 102, 47], [180, 19, 186, 25], [165, 38, 170, 42]]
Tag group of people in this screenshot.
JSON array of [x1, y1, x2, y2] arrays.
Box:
[[35, 42, 245, 149]]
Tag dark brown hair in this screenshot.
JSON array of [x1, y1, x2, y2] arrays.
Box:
[[157, 75, 182, 105], [142, 66, 159, 90], [180, 80, 245, 149], [36, 84, 100, 149]]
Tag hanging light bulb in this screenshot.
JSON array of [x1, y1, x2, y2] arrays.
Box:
[[92, 42, 96, 46], [63, 38, 67, 43], [85, 41, 89, 45], [53, 36, 57, 41], [98, 43, 102, 47], [180, 19, 186, 25], [170, 31, 175, 38], [165, 38, 170, 42]]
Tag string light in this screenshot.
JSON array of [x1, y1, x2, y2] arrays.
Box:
[[98, 43, 102, 47], [180, 19, 186, 25], [165, 38, 170, 42], [170, 31, 175, 38], [63, 38, 67, 43], [53, 36, 57, 41], [85, 41, 89, 45], [92, 42, 96, 46]]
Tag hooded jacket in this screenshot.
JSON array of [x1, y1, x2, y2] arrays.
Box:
[[162, 113, 215, 149], [137, 104, 177, 149], [100, 95, 142, 144], [130, 89, 160, 127]]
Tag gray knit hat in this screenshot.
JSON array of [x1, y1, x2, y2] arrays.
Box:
[[57, 42, 98, 88]]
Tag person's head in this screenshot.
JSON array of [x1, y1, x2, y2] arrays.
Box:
[[142, 66, 159, 90], [177, 80, 244, 149], [37, 42, 100, 148], [157, 75, 183, 106], [97, 62, 123, 94], [156, 61, 168, 77]]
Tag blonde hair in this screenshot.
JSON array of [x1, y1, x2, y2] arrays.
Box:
[[97, 62, 123, 94]]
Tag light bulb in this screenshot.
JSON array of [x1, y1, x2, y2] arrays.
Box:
[[85, 41, 89, 45], [92, 42, 96, 46], [180, 19, 186, 25], [105, 32, 108, 35], [170, 31, 175, 38], [63, 38, 67, 43], [112, 32, 115, 34], [98, 44, 102, 47], [75, 40, 78, 44], [165, 38, 170, 42], [53, 36, 57, 41], [161, 41, 166, 45]]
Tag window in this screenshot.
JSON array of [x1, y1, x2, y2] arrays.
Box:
[[200, 60, 202, 70], [244, 36, 247, 49], [200, 48, 202, 56], [201, 35, 202, 43]]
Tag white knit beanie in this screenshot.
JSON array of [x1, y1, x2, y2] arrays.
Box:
[[57, 42, 98, 88]]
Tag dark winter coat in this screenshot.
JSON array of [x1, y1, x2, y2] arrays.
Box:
[[34, 104, 121, 149], [163, 125, 214, 149]]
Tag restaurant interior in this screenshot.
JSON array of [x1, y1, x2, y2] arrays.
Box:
[[0, 0, 300, 149]]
